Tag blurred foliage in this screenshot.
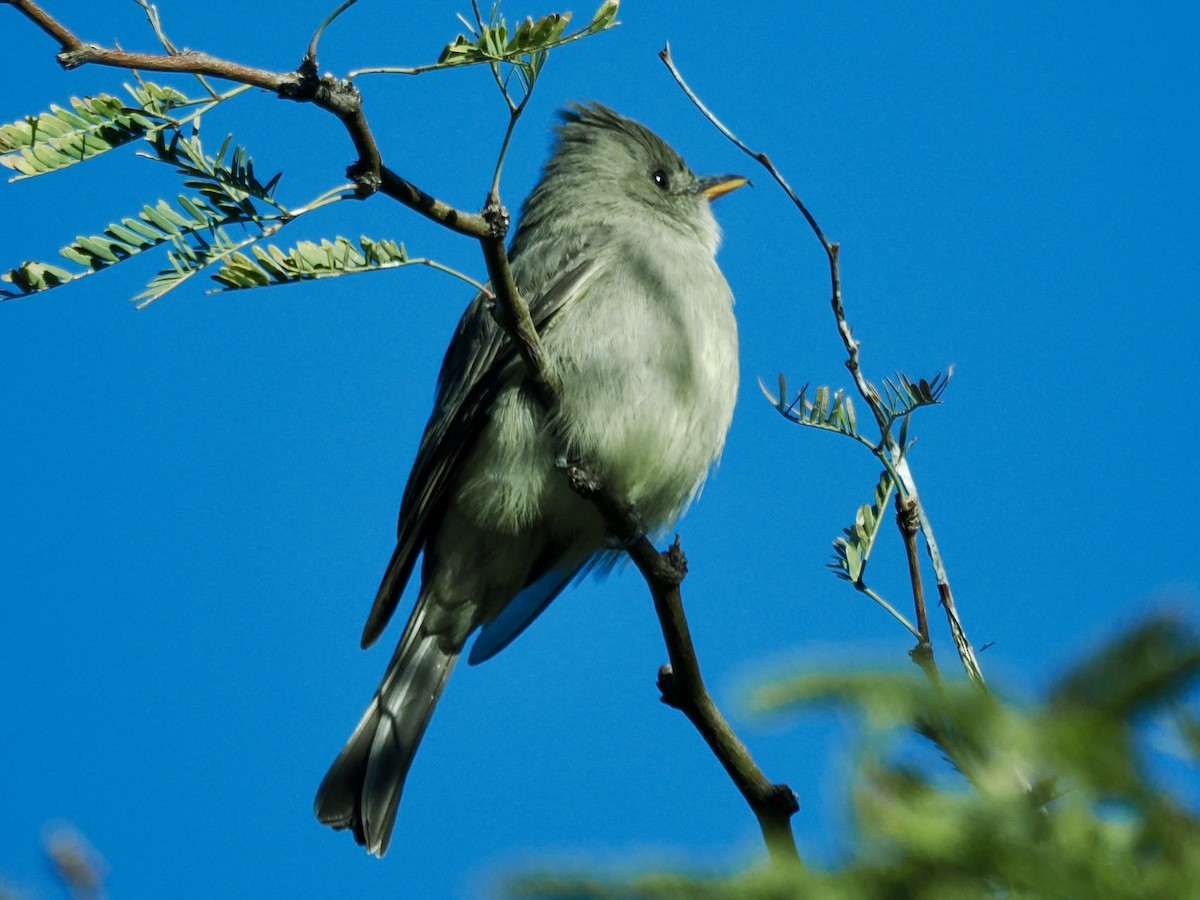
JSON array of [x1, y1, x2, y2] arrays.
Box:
[[43, 824, 107, 900], [509, 616, 1200, 899]]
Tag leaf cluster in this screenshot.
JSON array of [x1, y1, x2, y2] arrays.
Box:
[[0, 93, 155, 179], [147, 130, 284, 220], [1, 113, 309, 306], [763, 378, 862, 441], [878, 369, 952, 447], [1, 2, 617, 307], [764, 369, 949, 449], [435, 1, 618, 105], [438, 1, 618, 70], [762, 365, 951, 643], [829, 469, 894, 586]]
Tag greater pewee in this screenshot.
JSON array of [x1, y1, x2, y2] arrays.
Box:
[[314, 102, 746, 855]]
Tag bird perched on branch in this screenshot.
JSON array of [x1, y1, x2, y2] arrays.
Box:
[[315, 102, 745, 856]]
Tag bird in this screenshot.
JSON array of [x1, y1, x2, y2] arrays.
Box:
[[314, 102, 746, 856]]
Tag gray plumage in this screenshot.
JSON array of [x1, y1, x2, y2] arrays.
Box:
[[314, 102, 744, 856]]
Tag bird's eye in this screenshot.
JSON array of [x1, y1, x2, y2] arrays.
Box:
[[652, 169, 670, 191]]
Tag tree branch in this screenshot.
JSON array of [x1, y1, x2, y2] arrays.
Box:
[[563, 471, 801, 862]]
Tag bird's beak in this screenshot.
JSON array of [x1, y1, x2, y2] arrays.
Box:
[[695, 174, 748, 201]]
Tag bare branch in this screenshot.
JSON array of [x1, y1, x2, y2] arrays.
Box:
[[660, 43, 985, 689]]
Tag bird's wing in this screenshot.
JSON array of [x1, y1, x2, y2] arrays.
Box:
[[467, 561, 585, 664], [359, 256, 599, 648]]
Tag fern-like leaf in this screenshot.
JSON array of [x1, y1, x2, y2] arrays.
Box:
[[123, 80, 192, 120], [1, 260, 75, 295], [133, 223, 283, 308], [762, 375, 863, 440], [0, 82, 204, 181], [211, 236, 409, 290], [68, 196, 238, 268], [1, 194, 271, 301], [144, 130, 284, 222], [0, 95, 156, 179], [829, 470, 895, 584], [825, 470, 918, 637], [438, 12, 570, 67], [1, 107, 352, 305], [881, 369, 953, 422], [436, 1, 617, 96]]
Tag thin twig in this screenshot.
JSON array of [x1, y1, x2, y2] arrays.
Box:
[[897, 497, 931, 645], [893, 457, 984, 685], [133, 0, 177, 54], [659, 42, 883, 433], [558, 462, 802, 863], [132, 0, 219, 100], [855, 583, 920, 639], [347, 63, 448, 77], [660, 43, 985, 689], [306, 0, 358, 68], [478, 200, 562, 403], [896, 492, 940, 682], [490, 88, 532, 202]]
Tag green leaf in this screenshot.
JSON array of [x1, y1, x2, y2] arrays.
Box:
[[589, 0, 620, 33], [211, 235, 412, 292], [146, 130, 285, 221], [1050, 617, 1200, 718], [829, 469, 895, 583], [133, 223, 271, 307], [124, 81, 191, 118], [434, 5, 613, 76], [0, 82, 202, 181], [770, 380, 866, 442], [881, 367, 953, 423], [0, 94, 149, 178], [511, 614, 1200, 900], [0, 191, 273, 300], [1, 260, 75, 296]]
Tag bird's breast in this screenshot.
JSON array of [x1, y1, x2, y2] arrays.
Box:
[[547, 247, 738, 529]]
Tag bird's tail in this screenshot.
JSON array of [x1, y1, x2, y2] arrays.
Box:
[[314, 596, 458, 856]]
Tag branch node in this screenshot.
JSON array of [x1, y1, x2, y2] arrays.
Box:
[[895, 495, 920, 536], [657, 536, 688, 586], [909, 640, 940, 682], [656, 664, 682, 708], [767, 782, 801, 817], [483, 199, 511, 241], [556, 459, 648, 549], [298, 53, 319, 80], [56, 44, 97, 69], [346, 161, 381, 198], [314, 72, 360, 113], [561, 459, 601, 497]]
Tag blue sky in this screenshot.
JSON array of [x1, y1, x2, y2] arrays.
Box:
[[3, 1, 1198, 896]]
